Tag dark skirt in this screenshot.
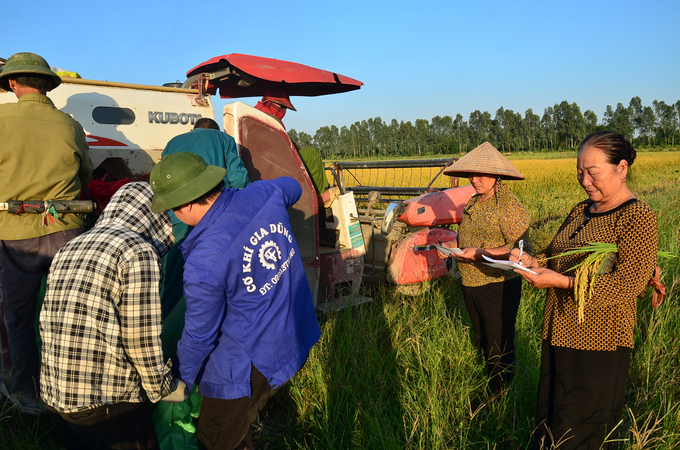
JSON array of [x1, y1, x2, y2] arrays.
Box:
[[461, 276, 522, 387], [534, 340, 630, 450]]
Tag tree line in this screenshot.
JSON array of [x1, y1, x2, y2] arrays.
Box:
[[288, 97, 680, 158]]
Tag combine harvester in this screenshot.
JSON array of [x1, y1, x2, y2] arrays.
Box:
[[0, 54, 473, 381], [329, 160, 474, 295]]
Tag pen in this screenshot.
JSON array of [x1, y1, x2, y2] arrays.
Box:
[[518, 240, 524, 266]]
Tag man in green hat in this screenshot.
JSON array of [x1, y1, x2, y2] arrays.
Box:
[[0, 52, 92, 414], [150, 152, 320, 450], [158, 116, 250, 322]]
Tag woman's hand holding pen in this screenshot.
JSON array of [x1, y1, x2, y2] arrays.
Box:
[[509, 247, 537, 268], [510, 246, 540, 287], [509, 248, 574, 289]]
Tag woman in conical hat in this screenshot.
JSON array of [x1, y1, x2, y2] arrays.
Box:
[[438, 142, 529, 390], [442, 141, 525, 181]]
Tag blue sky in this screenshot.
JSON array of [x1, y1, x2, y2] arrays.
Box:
[[2, 0, 678, 135]]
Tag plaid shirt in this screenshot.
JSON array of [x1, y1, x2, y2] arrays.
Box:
[[40, 182, 175, 412]]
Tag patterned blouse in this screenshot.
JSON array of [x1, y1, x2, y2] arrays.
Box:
[[537, 198, 658, 351], [457, 184, 530, 287]]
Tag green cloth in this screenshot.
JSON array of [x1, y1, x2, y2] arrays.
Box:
[[153, 222, 202, 449], [0, 93, 92, 240], [161, 291, 187, 364], [298, 146, 328, 195], [151, 385, 202, 450], [160, 223, 192, 323]]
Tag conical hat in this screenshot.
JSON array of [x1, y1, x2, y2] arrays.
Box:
[[443, 142, 524, 180]]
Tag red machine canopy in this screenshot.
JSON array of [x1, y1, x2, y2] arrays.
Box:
[[184, 53, 363, 99]]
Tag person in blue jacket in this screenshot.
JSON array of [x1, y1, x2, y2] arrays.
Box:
[[149, 152, 321, 450], [162, 117, 250, 191]]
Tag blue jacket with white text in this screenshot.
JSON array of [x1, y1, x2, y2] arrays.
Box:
[[177, 176, 320, 399]]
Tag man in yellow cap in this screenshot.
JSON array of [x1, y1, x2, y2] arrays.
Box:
[[253, 90, 328, 197], [0, 52, 92, 414]]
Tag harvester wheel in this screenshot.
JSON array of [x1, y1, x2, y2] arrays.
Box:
[[394, 280, 431, 296]]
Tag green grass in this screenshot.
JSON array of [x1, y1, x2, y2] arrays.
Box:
[[0, 399, 63, 450]]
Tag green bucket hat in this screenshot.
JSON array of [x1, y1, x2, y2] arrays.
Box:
[[150, 152, 227, 213], [0, 52, 62, 92]]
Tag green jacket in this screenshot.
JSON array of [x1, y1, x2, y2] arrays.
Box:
[[0, 93, 92, 239], [298, 146, 329, 195]]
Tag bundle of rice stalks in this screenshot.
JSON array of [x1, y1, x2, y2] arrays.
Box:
[[549, 244, 676, 323]]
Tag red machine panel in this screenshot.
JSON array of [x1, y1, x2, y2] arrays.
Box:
[[187, 54, 363, 99], [398, 185, 475, 227], [318, 248, 364, 302], [387, 228, 458, 285], [223, 103, 320, 303]]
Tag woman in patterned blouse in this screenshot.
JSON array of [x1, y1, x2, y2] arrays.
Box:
[[439, 142, 530, 391], [511, 131, 658, 450]]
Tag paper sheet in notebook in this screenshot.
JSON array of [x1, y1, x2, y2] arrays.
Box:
[[481, 254, 537, 274]]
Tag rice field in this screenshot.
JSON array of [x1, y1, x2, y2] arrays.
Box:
[[334, 150, 680, 250]]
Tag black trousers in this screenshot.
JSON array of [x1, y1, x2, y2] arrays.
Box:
[[534, 341, 631, 450], [462, 277, 522, 387], [198, 365, 280, 450], [46, 402, 159, 450], [0, 229, 82, 395]]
